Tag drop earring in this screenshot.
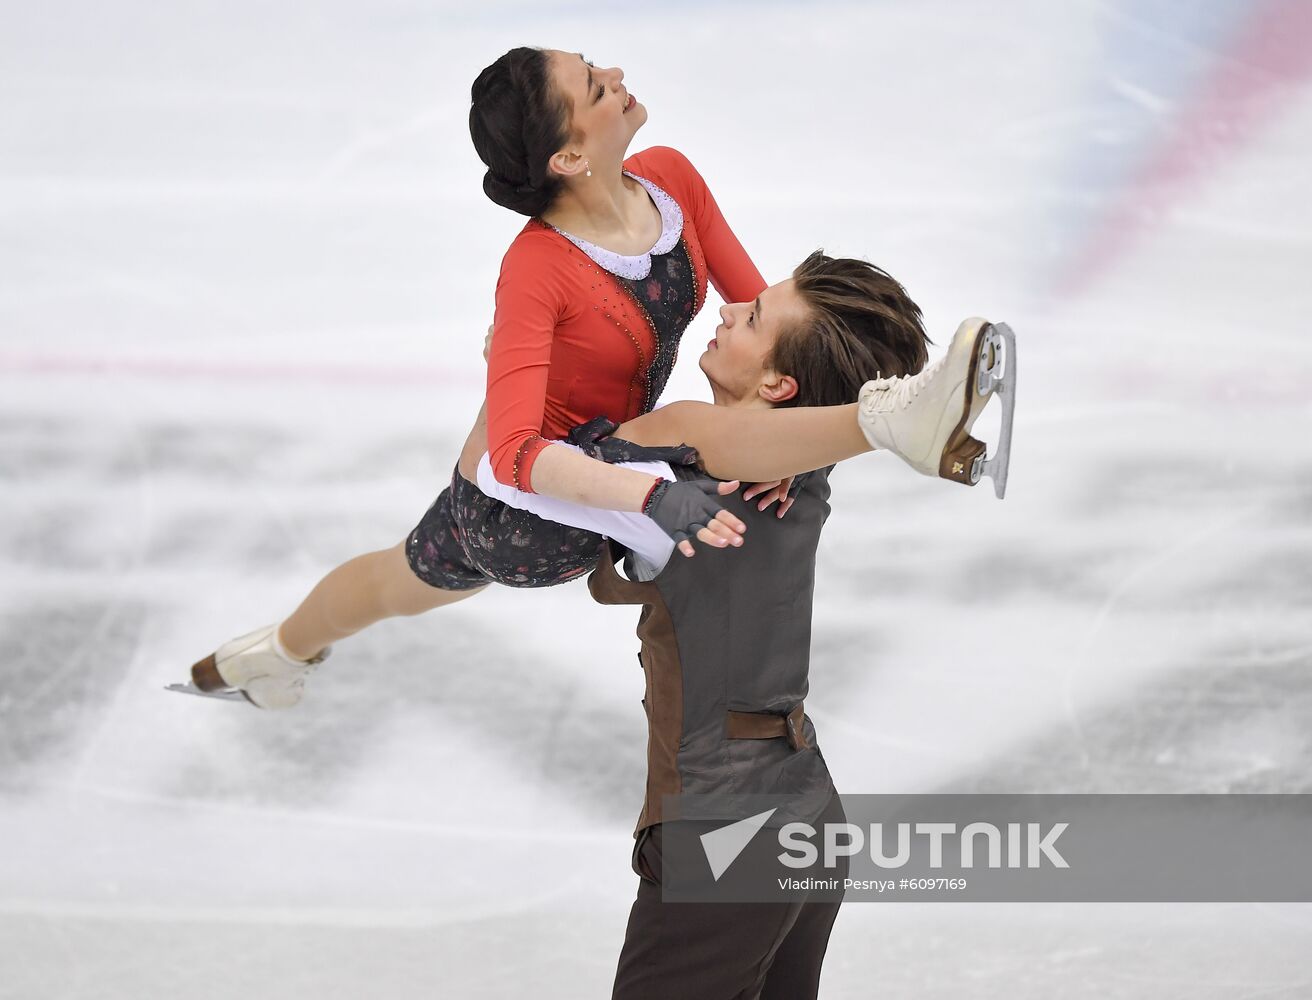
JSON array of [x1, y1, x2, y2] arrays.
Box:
[[585, 160, 592, 178]]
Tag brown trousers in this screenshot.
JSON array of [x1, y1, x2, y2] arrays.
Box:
[[611, 793, 847, 1000]]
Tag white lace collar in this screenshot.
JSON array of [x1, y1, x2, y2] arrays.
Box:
[[542, 172, 684, 280]]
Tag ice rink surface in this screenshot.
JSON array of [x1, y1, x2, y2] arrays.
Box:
[[2, 0, 1311, 996]]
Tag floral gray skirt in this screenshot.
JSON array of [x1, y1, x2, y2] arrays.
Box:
[[405, 417, 701, 591]]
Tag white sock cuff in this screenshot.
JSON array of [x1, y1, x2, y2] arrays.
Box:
[[270, 624, 310, 665]]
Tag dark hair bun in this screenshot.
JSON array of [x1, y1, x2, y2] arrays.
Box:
[[482, 169, 554, 218], [470, 48, 569, 218]]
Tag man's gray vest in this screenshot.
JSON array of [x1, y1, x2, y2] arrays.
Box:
[[589, 464, 837, 837]]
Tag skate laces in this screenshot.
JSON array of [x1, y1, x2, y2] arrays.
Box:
[[292, 655, 324, 682], [861, 354, 947, 414], [289, 646, 330, 692]]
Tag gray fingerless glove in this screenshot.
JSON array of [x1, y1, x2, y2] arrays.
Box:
[[642, 478, 727, 545]]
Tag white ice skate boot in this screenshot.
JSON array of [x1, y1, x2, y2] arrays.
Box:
[[166, 625, 330, 709], [858, 317, 1016, 498]]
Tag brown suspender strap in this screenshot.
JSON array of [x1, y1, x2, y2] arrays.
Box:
[[588, 538, 654, 607], [725, 711, 786, 740], [725, 702, 809, 751]]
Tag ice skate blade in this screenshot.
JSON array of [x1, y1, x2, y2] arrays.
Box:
[[979, 322, 1016, 499], [165, 682, 251, 703]]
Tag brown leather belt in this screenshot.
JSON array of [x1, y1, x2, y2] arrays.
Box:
[[725, 703, 809, 751]]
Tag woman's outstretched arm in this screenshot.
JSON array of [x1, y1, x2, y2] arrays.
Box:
[[616, 401, 873, 483]]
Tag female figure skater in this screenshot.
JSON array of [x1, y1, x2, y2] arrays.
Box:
[[179, 48, 1011, 708], [476, 250, 1004, 580]]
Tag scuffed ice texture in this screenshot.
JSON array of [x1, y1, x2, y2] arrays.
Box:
[[2, 0, 1311, 997]]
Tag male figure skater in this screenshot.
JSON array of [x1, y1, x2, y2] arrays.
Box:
[[475, 252, 1015, 996]]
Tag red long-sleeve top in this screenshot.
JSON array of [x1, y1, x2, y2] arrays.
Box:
[[485, 145, 766, 492]]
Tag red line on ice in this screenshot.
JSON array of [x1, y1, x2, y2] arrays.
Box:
[[1058, 0, 1312, 297]]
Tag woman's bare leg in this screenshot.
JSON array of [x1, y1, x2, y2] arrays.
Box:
[[278, 402, 494, 661], [277, 542, 485, 660]]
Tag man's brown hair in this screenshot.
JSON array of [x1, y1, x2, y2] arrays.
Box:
[[768, 250, 932, 408]]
